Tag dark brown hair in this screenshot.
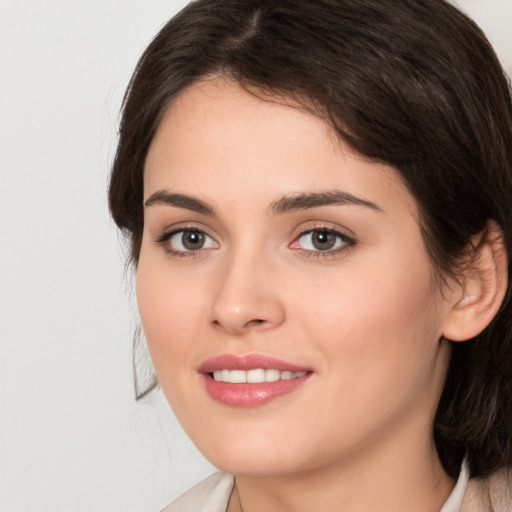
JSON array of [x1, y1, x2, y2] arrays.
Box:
[[109, 0, 512, 479]]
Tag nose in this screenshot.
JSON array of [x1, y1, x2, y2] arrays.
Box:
[[209, 250, 286, 336]]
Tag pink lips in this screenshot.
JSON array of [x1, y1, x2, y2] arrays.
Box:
[[199, 354, 312, 407], [199, 354, 310, 373]]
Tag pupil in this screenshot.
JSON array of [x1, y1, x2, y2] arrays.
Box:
[[312, 230, 335, 250], [183, 231, 204, 250]]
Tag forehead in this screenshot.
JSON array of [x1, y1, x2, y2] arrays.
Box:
[[144, 79, 417, 219]]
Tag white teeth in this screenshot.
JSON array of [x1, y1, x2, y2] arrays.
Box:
[[265, 369, 280, 382], [212, 369, 307, 383], [229, 370, 247, 384], [247, 369, 265, 383]]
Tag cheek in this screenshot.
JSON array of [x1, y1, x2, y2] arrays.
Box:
[[135, 254, 205, 387], [136, 262, 214, 429], [294, 249, 442, 407]]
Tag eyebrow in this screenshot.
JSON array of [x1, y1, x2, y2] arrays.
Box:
[[270, 190, 382, 214], [144, 189, 382, 216], [144, 191, 215, 215]]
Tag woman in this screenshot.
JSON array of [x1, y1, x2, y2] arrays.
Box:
[[109, 0, 512, 510]]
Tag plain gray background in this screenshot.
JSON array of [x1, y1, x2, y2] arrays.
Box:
[[1, 1, 511, 511]]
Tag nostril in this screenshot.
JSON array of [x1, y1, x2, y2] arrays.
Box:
[[245, 319, 266, 328]]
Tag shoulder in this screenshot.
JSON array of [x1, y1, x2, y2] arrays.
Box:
[[160, 472, 235, 512], [461, 467, 512, 512]]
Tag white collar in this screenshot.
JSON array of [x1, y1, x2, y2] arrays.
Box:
[[440, 458, 470, 512]]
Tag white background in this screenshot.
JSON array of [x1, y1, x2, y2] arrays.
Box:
[[0, 1, 511, 511]]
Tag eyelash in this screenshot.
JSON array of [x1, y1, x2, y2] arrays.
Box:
[[154, 224, 357, 259], [290, 224, 357, 258], [155, 226, 217, 258]]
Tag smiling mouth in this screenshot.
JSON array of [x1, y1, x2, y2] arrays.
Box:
[[211, 368, 308, 383], [199, 354, 312, 406]]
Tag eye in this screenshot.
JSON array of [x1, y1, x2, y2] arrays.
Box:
[[157, 228, 218, 255], [292, 228, 355, 253]]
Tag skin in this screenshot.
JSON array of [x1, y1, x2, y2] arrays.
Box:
[[137, 79, 458, 512]]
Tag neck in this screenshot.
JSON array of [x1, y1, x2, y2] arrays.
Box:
[[229, 434, 455, 512]]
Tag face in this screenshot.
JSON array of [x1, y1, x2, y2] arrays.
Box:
[[137, 79, 453, 476]]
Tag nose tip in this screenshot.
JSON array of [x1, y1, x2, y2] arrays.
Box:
[[212, 313, 269, 335], [209, 262, 285, 335], [211, 303, 282, 335]]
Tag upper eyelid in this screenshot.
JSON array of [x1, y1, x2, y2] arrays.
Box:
[[291, 221, 357, 241], [154, 223, 217, 241], [293, 229, 355, 247]]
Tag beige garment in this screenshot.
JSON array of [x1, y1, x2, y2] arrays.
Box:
[[461, 467, 512, 512]]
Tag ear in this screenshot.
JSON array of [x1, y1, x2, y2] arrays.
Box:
[[442, 221, 508, 342]]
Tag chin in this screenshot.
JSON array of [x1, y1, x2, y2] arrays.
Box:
[[205, 449, 304, 476], [183, 424, 304, 475]]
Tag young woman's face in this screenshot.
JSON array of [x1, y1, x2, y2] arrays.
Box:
[[137, 79, 453, 475]]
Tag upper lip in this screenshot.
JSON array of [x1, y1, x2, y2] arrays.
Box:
[[198, 354, 312, 374]]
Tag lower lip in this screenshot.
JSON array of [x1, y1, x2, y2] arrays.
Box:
[[202, 373, 310, 407]]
